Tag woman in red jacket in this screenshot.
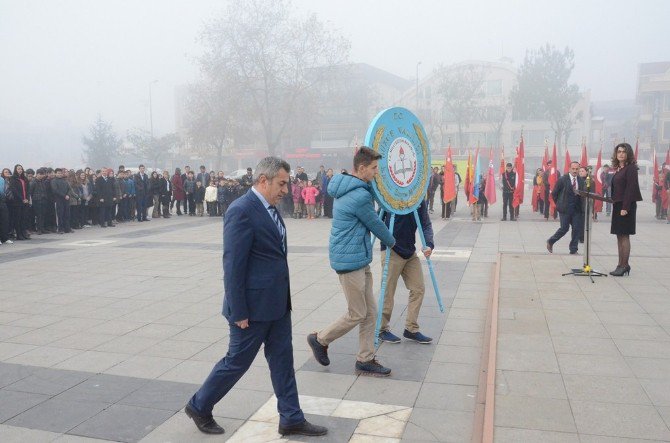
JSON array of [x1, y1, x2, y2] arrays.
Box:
[[171, 168, 186, 216], [609, 143, 642, 276]]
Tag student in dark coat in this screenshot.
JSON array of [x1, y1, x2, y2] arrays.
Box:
[[95, 169, 116, 227], [134, 165, 150, 222]]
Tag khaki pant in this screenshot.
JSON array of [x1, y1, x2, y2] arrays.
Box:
[[317, 266, 375, 363], [381, 250, 425, 333]]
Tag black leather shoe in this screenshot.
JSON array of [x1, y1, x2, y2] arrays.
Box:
[[184, 404, 224, 435], [278, 420, 327, 437], [307, 333, 329, 366]]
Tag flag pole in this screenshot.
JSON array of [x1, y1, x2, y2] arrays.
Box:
[[413, 210, 444, 313], [374, 213, 395, 348]]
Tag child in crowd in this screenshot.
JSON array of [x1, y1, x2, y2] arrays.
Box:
[[292, 178, 304, 219], [205, 179, 218, 216], [194, 180, 205, 216], [301, 180, 320, 220]]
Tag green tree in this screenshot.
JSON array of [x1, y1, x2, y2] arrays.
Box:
[[511, 44, 582, 148], [197, 0, 350, 155], [82, 116, 121, 167], [435, 64, 486, 149]]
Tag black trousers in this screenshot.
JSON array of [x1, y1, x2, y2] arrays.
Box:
[[187, 194, 196, 214], [502, 192, 514, 219], [55, 198, 70, 232], [99, 205, 113, 226], [33, 199, 47, 232], [9, 204, 27, 237], [0, 201, 9, 242]]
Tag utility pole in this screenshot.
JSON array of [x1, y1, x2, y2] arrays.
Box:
[[149, 80, 158, 137], [416, 61, 422, 113]]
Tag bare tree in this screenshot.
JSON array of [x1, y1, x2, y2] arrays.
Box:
[[127, 129, 180, 169], [183, 81, 250, 171], [435, 64, 486, 149], [82, 115, 121, 167], [487, 104, 509, 148], [197, 0, 350, 155], [511, 44, 581, 150]]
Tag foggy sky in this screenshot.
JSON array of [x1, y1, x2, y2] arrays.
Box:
[[1, 0, 669, 166]]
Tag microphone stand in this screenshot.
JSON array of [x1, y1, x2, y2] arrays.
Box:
[[562, 173, 608, 283]]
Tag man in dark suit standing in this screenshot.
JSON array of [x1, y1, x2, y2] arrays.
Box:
[[547, 161, 583, 254], [185, 157, 327, 437], [134, 165, 149, 222], [95, 168, 116, 228]]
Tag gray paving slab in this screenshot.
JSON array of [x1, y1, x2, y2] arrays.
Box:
[[118, 379, 199, 411], [69, 404, 174, 442], [5, 367, 90, 396], [0, 389, 50, 422], [494, 202, 670, 441], [55, 374, 148, 404], [6, 397, 110, 433]]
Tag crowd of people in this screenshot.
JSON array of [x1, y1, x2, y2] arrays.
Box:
[[0, 163, 342, 245]]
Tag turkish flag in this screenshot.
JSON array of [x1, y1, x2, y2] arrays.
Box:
[[564, 149, 572, 174], [485, 147, 497, 205], [581, 142, 588, 167], [443, 146, 456, 203], [594, 149, 603, 213], [549, 143, 558, 216], [512, 137, 525, 208]]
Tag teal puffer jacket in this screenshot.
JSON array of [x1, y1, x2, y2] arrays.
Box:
[[328, 173, 395, 272]]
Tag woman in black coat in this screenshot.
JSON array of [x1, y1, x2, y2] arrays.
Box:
[[609, 143, 642, 276], [7, 164, 31, 240]]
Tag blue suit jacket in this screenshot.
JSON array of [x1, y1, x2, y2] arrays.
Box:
[[222, 189, 290, 323]]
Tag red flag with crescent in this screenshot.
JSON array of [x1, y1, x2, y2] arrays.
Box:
[[443, 146, 456, 203]]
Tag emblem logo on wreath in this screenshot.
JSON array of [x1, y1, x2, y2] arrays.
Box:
[[387, 137, 417, 188]]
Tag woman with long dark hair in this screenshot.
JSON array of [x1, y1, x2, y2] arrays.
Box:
[[609, 143, 643, 276], [7, 164, 31, 240]]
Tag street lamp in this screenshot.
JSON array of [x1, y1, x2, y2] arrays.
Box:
[[416, 61, 422, 113], [149, 79, 158, 137]]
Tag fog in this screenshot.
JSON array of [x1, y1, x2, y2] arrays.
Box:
[[1, 0, 669, 167]]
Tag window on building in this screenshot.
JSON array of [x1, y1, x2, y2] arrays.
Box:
[[665, 93, 670, 112], [486, 80, 503, 97], [663, 121, 670, 142]]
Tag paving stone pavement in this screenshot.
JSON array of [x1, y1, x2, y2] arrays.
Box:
[[1, 198, 668, 442]]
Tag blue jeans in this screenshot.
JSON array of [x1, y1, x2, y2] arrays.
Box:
[[548, 210, 583, 253], [188, 311, 304, 426]]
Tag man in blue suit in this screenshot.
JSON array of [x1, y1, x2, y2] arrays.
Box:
[[547, 161, 584, 255], [185, 157, 327, 437]]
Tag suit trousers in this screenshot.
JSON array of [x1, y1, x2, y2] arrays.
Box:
[[317, 266, 376, 363], [548, 210, 583, 253], [188, 311, 304, 427], [99, 205, 113, 226], [136, 196, 147, 221], [381, 250, 425, 334]]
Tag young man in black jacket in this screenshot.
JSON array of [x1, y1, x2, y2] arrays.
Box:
[[29, 168, 49, 234], [378, 200, 435, 344], [501, 163, 516, 221], [50, 168, 72, 233]]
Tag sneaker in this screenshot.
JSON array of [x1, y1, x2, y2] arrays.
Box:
[[2, 240, 13, 244], [379, 330, 401, 344], [403, 329, 433, 344], [355, 358, 391, 377], [307, 333, 329, 366]]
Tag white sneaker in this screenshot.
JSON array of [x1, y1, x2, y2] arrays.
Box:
[[3, 239, 14, 244]]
